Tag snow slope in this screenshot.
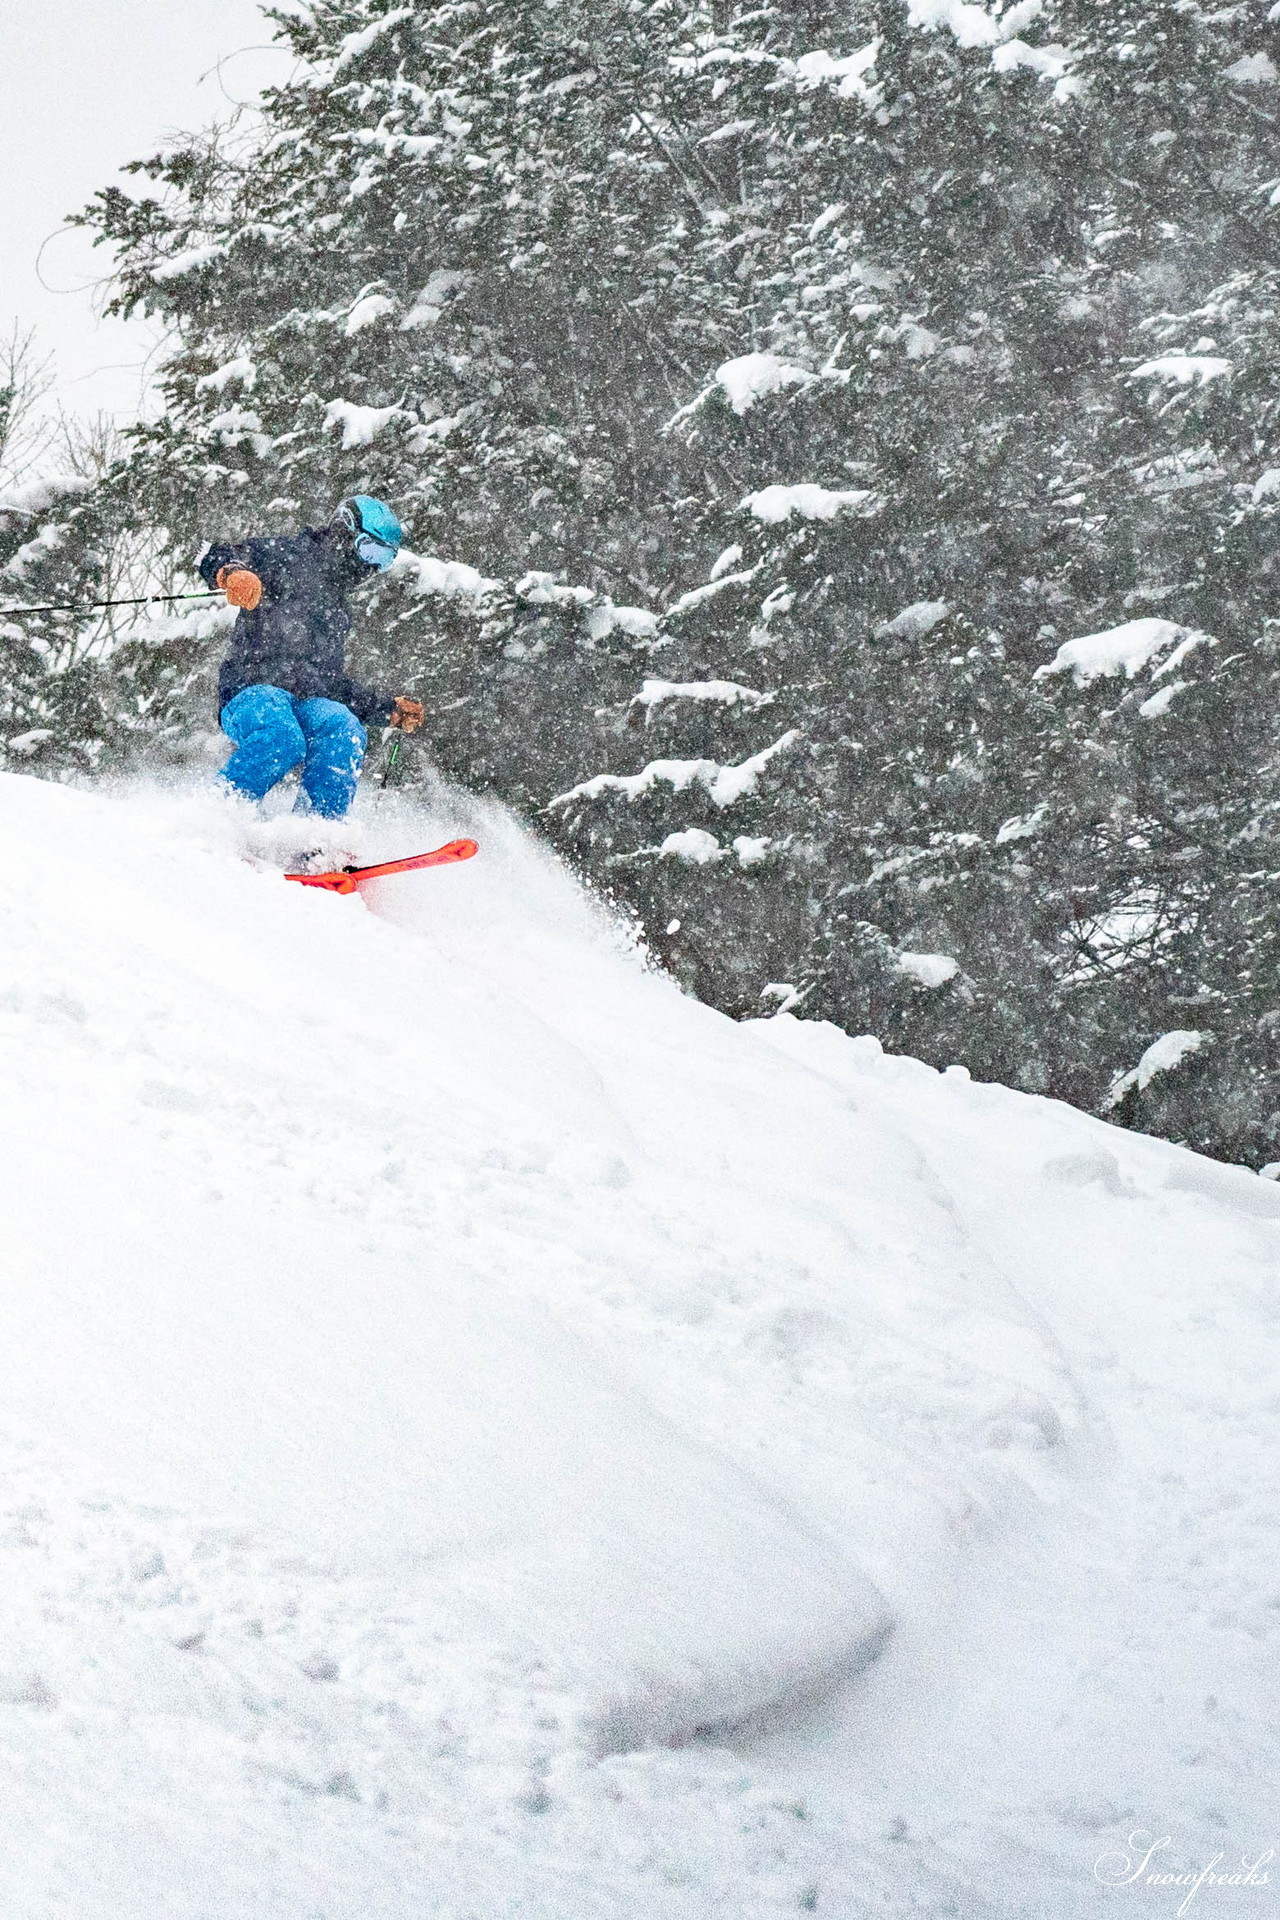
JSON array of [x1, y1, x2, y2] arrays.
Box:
[[1, 769, 1277, 1918]]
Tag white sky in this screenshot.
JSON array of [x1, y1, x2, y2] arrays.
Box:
[[0, 0, 298, 427]]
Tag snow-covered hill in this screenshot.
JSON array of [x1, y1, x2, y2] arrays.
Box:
[[1, 769, 1277, 1919]]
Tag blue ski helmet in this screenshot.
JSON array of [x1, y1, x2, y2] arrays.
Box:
[[335, 494, 403, 570]]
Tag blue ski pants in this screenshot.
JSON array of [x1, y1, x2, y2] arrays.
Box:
[[219, 685, 368, 819]]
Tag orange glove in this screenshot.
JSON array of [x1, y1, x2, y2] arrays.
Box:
[[391, 696, 425, 733], [216, 566, 263, 611]]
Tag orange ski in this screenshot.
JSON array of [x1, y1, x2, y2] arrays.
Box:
[[285, 838, 478, 894]]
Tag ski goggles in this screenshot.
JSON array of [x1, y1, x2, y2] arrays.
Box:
[[336, 500, 399, 570], [353, 530, 397, 571]]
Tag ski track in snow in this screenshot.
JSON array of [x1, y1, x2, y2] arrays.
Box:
[[0, 769, 1277, 1918]]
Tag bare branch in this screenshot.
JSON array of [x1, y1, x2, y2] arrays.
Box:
[[0, 322, 56, 489]]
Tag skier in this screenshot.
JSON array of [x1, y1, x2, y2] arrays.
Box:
[[201, 495, 425, 820]]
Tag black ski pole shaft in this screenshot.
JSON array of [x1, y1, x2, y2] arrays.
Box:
[[0, 590, 222, 619]]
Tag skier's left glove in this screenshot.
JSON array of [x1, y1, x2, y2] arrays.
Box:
[[391, 696, 425, 733]]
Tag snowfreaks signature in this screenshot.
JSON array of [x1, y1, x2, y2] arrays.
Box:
[[1095, 1832, 1273, 1915]]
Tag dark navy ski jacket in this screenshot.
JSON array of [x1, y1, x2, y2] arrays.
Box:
[[200, 527, 394, 724]]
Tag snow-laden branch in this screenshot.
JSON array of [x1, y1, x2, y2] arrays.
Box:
[[663, 354, 816, 431], [1034, 618, 1207, 687], [655, 829, 773, 866], [150, 242, 229, 284], [1128, 355, 1232, 389], [897, 951, 959, 988], [666, 568, 760, 617], [195, 358, 256, 395], [549, 730, 800, 813], [0, 476, 92, 520], [743, 484, 880, 523], [632, 677, 767, 712], [674, 7, 1076, 109], [323, 397, 412, 449], [670, 40, 880, 108], [391, 549, 502, 600], [389, 554, 659, 639], [330, 6, 415, 75], [1104, 1030, 1208, 1109]]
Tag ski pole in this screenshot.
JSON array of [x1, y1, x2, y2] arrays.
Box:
[[0, 590, 222, 619], [381, 731, 404, 788]]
